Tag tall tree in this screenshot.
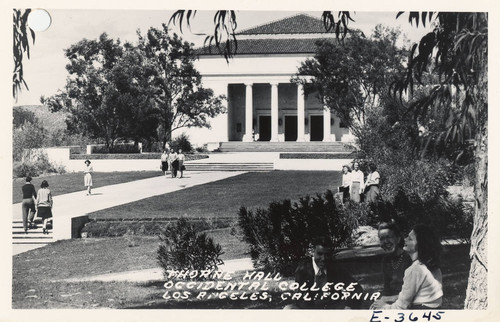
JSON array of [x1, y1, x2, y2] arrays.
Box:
[[391, 12, 488, 309], [105, 45, 159, 145], [13, 8, 34, 99], [294, 26, 406, 140], [42, 33, 127, 149], [136, 24, 225, 144]]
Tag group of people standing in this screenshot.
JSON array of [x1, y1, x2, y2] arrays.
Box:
[[21, 176, 53, 234], [339, 161, 380, 203], [160, 148, 186, 178]]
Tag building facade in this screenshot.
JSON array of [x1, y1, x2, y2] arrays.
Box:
[[176, 14, 354, 146]]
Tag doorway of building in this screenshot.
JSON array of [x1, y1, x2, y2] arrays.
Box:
[[284, 115, 298, 141], [310, 115, 324, 141], [258, 115, 271, 141]]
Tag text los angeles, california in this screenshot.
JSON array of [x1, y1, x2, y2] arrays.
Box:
[[162, 270, 381, 302]]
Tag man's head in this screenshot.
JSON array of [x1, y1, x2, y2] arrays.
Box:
[[311, 237, 333, 269]]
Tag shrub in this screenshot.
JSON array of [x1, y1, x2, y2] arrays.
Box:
[[361, 190, 473, 243], [195, 145, 209, 153], [92, 144, 140, 154], [13, 121, 46, 161], [13, 161, 40, 177], [237, 190, 358, 276], [377, 158, 451, 202], [170, 133, 193, 153], [13, 151, 65, 177], [157, 218, 224, 276]]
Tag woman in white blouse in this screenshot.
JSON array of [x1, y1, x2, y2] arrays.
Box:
[[350, 162, 364, 202], [84, 160, 93, 195]]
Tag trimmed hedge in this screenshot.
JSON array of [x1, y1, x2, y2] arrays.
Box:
[[279, 152, 364, 159], [81, 217, 234, 237], [70, 153, 209, 160]]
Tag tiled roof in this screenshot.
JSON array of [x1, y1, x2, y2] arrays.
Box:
[[237, 14, 330, 35], [195, 38, 332, 56]]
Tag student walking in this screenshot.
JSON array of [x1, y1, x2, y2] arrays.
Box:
[[36, 180, 53, 234], [160, 150, 169, 177], [84, 160, 93, 195], [177, 149, 185, 178], [21, 176, 37, 233], [169, 149, 178, 178]]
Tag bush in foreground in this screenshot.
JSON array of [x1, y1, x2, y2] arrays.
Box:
[[237, 190, 358, 276], [157, 218, 224, 276]]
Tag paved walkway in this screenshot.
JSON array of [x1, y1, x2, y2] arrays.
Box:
[[60, 258, 254, 283], [12, 171, 246, 255], [58, 246, 390, 283]]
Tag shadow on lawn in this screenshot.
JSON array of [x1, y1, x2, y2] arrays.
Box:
[[127, 244, 470, 310]]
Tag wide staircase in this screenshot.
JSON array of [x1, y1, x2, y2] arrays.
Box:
[[12, 219, 53, 246], [185, 162, 274, 171], [219, 141, 349, 152]]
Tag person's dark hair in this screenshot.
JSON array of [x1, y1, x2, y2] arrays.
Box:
[[311, 236, 333, 250], [25, 176, 32, 182], [378, 221, 404, 248], [40, 180, 49, 188], [413, 224, 442, 270], [84, 159, 91, 165], [369, 162, 377, 172]]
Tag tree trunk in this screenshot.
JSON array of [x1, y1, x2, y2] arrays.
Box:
[[464, 123, 488, 309]]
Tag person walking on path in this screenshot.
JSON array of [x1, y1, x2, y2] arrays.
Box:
[[169, 149, 178, 178], [160, 150, 169, 177], [84, 160, 93, 195], [177, 149, 185, 179], [350, 161, 364, 203], [36, 180, 53, 234], [21, 176, 37, 233]]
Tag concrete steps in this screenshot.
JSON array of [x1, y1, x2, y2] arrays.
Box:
[[185, 162, 274, 171], [12, 220, 53, 245], [220, 142, 349, 152]]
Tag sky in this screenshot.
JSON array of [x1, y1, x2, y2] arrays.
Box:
[[13, 10, 434, 106]]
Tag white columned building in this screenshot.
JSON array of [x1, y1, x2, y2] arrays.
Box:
[[182, 14, 354, 147]]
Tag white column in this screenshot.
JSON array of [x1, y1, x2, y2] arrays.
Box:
[[323, 107, 332, 142], [242, 83, 253, 142], [270, 82, 279, 142], [296, 84, 305, 142]]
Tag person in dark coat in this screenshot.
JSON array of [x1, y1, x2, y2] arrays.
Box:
[[21, 176, 37, 233], [285, 236, 364, 309]]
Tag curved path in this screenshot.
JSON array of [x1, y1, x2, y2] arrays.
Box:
[[12, 171, 246, 255]]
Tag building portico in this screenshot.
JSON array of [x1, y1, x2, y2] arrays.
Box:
[[184, 14, 355, 146]]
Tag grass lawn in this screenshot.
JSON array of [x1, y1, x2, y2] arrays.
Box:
[[89, 171, 342, 219], [12, 234, 469, 309], [13, 171, 160, 203]]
